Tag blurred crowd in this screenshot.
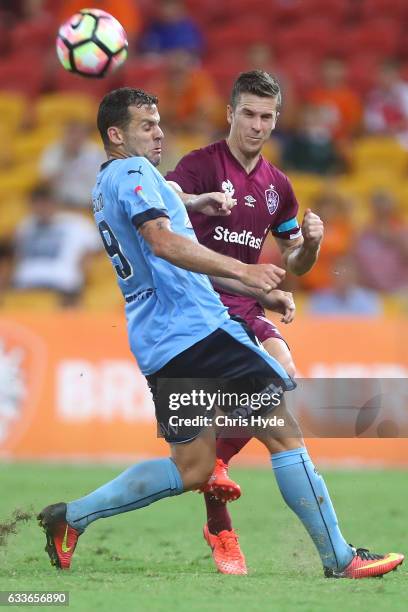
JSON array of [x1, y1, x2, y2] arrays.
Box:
[[0, 0, 407, 314]]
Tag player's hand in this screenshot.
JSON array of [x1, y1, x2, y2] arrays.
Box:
[[301, 208, 324, 248], [259, 290, 296, 324], [191, 192, 237, 216], [240, 263, 286, 292]]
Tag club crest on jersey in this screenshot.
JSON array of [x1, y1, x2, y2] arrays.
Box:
[[265, 184, 279, 215], [222, 179, 235, 196]]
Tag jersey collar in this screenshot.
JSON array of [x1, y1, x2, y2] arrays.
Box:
[[100, 159, 117, 171], [222, 139, 263, 177]]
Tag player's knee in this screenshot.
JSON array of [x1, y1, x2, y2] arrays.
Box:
[[176, 458, 215, 491]]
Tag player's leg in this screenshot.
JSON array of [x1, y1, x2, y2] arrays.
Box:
[[208, 336, 296, 498], [255, 398, 404, 578], [37, 426, 216, 569], [202, 335, 296, 575], [201, 320, 296, 574], [38, 333, 222, 571]]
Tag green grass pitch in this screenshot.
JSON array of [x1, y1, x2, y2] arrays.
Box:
[[0, 464, 406, 612]]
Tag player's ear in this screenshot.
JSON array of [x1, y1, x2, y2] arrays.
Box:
[[226, 105, 233, 126], [107, 125, 124, 146]]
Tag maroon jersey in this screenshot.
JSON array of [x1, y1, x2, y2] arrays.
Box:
[[166, 140, 301, 341]]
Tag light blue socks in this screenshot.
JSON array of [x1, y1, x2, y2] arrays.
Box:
[[66, 458, 183, 531], [272, 447, 354, 570]]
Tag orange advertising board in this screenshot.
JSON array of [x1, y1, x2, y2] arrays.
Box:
[[0, 312, 407, 465]]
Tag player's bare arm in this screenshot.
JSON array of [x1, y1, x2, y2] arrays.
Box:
[[209, 276, 295, 323], [275, 208, 324, 275], [167, 181, 237, 217], [139, 216, 285, 292]]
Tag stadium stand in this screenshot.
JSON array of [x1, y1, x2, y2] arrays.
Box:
[[0, 0, 407, 313]]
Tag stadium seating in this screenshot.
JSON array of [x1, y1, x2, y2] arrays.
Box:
[[0, 53, 44, 97], [352, 137, 408, 176], [339, 21, 401, 60], [273, 20, 338, 61], [0, 93, 26, 134], [1, 0, 408, 314], [10, 17, 56, 54], [34, 93, 97, 129], [13, 127, 62, 163], [0, 289, 60, 311], [359, 0, 408, 21], [0, 198, 28, 239], [0, 163, 39, 200], [121, 58, 167, 93]]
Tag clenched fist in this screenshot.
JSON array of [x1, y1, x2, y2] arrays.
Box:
[[301, 208, 324, 247], [240, 263, 286, 292], [190, 192, 237, 216]]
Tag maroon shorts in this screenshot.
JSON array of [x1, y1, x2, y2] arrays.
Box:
[[219, 293, 284, 344]]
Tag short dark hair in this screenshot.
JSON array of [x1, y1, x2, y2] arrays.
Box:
[[230, 70, 281, 109], [97, 87, 158, 147]]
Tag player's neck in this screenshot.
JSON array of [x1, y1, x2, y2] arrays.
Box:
[[226, 138, 260, 174]]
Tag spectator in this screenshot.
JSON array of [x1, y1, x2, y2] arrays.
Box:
[[139, 0, 203, 56], [39, 120, 105, 210], [308, 57, 363, 142], [152, 49, 223, 133], [245, 43, 296, 131], [308, 255, 382, 316], [364, 59, 408, 148], [11, 185, 101, 306], [282, 103, 344, 175], [0, 239, 13, 295], [299, 190, 354, 290], [354, 190, 408, 293]]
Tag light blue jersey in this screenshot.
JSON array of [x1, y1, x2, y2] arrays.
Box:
[[92, 156, 229, 375]]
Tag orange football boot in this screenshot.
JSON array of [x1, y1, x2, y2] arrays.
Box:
[[199, 458, 241, 502], [203, 523, 247, 575], [37, 502, 81, 569], [325, 547, 404, 579]]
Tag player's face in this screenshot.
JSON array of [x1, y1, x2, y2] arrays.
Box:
[[122, 105, 164, 166], [227, 93, 279, 157]]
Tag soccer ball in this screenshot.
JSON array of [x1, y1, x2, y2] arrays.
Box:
[[56, 8, 128, 78]]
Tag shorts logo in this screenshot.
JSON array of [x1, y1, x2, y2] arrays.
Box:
[[265, 184, 279, 215], [221, 179, 235, 196]]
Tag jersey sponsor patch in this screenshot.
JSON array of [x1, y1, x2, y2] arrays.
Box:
[[213, 226, 263, 249], [265, 184, 279, 215]]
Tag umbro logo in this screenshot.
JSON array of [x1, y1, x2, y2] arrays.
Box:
[[244, 195, 256, 207], [127, 166, 143, 176]]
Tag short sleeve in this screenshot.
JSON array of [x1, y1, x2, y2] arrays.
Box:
[[117, 159, 169, 228], [271, 176, 302, 240], [165, 149, 208, 195]]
